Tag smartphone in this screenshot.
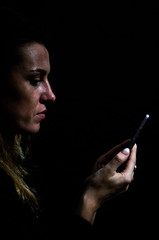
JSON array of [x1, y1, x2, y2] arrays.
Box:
[[117, 113, 150, 172], [129, 113, 150, 150]]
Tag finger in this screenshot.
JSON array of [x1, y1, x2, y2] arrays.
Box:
[[123, 144, 137, 175], [104, 139, 131, 160], [107, 147, 130, 171], [97, 139, 131, 167]]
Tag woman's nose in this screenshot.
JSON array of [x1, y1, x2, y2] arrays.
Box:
[[40, 81, 56, 102], [48, 90, 56, 102]]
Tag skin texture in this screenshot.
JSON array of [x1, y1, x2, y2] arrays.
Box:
[[2, 42, 56, 134]]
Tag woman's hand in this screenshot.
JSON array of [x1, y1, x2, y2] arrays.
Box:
[[75, 139, 137, 224]]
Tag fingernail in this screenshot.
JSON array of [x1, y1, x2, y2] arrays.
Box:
[[122, 148, 130, 155]]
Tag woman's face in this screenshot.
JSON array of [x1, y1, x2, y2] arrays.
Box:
[[2, 42, 56, 134]]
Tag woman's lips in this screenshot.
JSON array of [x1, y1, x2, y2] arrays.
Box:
[[36, 109, 47, 119], [37, 113, 46, 119]]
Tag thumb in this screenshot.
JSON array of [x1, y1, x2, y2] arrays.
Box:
[[107, 147, 130, 171], [121, 148, 130, 156]]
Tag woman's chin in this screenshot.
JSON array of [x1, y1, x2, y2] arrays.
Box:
[[17, 123, 41, 135]]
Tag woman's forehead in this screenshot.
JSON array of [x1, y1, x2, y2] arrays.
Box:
[[18, 43, 50, 73]]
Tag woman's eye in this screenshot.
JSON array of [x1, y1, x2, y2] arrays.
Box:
[[29, 78, 42, 86]]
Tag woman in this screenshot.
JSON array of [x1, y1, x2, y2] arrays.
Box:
[[0, 6, 137, 239]]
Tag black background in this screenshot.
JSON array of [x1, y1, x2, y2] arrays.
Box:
[[3, 0, 159, 238]]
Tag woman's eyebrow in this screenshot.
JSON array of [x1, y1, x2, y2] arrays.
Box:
[[30, 68, 49, 75]]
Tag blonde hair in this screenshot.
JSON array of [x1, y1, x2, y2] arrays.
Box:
[[0, 133, 38, 211]]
